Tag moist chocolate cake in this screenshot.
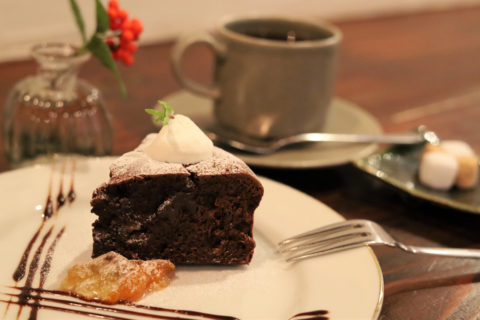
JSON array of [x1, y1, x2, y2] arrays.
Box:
[[90, 143, 263, 264]]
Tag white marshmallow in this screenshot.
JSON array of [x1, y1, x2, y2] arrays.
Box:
[[419, 151, 458, 190]]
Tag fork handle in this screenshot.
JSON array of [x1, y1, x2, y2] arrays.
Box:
[[398, 243, 480, 259]]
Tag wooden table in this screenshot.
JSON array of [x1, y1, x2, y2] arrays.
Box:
[[1, 6, 480, 320]]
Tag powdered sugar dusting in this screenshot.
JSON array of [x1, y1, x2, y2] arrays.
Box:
[[187, 148, 256, 176], [109, 134, 256, 184], [109, 151, 188, 184]]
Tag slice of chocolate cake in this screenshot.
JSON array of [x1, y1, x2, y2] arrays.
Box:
[[91, 144, 263, 264]]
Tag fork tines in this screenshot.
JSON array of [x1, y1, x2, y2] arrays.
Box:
[[278, 220, 371, 262]]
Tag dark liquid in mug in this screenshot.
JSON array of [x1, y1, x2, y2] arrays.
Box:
[[243, 30, 308, 42], [226, 19, 334, 43]]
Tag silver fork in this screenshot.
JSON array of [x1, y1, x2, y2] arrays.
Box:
[[278, 219, 480, 262]]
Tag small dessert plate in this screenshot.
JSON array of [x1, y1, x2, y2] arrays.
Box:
[[354, 144, 480, 214], [160, 90, 383, 169], [0, 157, 383, 320]]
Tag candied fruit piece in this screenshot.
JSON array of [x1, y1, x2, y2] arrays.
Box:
[[60, 251, 175, 304]]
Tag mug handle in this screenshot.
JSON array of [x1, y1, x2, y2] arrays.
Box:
[[171, 33, 226, 99]]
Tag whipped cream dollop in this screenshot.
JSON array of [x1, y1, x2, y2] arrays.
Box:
[[143, 114, 213, 164]]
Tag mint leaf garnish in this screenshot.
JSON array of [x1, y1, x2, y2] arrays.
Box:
[[145, 101, 174, 126]]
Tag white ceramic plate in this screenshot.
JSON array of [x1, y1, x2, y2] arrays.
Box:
[[0, 157, 383, 320], [161, 90, 383, 169]]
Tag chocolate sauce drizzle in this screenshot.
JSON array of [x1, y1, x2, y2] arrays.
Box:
[[43, 197, 54, 219], [12, 162, 64, 282], [67, 188, 76, 203], [56, 189, 66, 210], [6, 162, 77, 319], [12, 222, 45, 282], [43, 167, 55, 219], [39, 228, 66, 288], [16, 226, 53, 318], [290, 310, 329, 320], [67, 160, 76, 203], [3, 287, 238, 320], [28, 227, 66, 320]]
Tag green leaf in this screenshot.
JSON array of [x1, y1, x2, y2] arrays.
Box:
[[86, 35, 127, 97], [145, 109, 163, 123], [69, 0, 87, 43], [95, 0, 109, 34], [158, 101, 174, 124], [145, 101, 174, 126]]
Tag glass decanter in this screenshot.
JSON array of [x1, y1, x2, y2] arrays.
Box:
[[3, 43, 112, 166]]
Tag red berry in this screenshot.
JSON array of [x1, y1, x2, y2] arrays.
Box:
[[117, 9, 128, 20], [111, 50, 120, 60], [119, 37, 130, 48], [121, 54, 134, 66], [115, 48, 127, 60], [125, 42, 138, 53], [128, 19, 143, 40], [121, 29, 134, 42], [108, 0, 119, 9], [121, 19, 133, 31], [107, 8, 117, 19], [110, 20, 122, 31], [130, 18, 143, 35]]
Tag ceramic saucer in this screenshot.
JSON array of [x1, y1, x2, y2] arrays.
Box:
[[161, 90, 382, 169]]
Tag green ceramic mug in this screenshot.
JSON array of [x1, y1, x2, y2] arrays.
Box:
[[172, 15, 342, 139]]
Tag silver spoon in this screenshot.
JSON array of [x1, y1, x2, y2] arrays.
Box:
[[204, 126, 439, 155]]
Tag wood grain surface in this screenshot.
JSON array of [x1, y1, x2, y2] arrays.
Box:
[[1, 6, 480, 320]]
